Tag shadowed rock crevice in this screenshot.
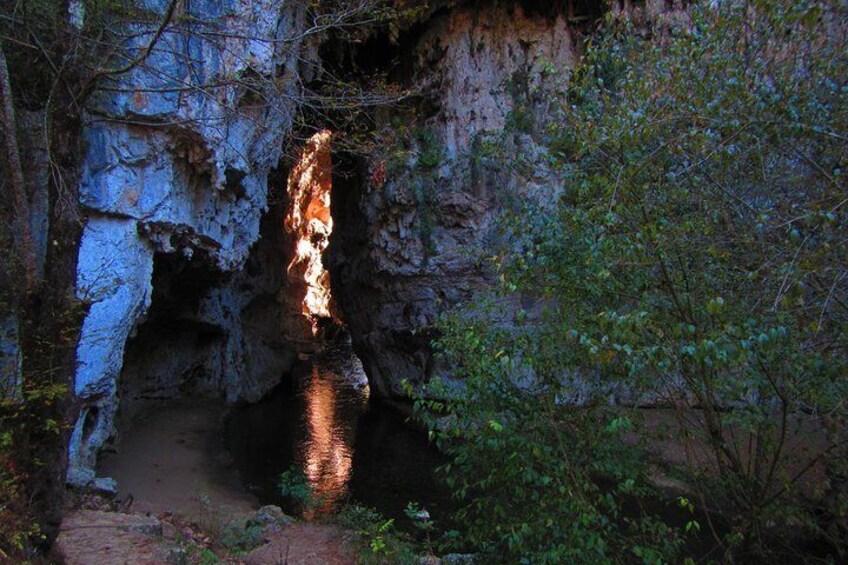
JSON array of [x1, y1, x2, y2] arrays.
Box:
[[106, 130, 352, 465], [118, 252, 228, 427], [67, 0, 316, 486], [327, 1, 581, 398]]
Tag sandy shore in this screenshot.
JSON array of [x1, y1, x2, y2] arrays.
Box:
[[98, 399, 258, 525]]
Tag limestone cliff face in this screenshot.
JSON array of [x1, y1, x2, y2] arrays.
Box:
[[67, 0, 623, 487], [69, 0, 312, 488], [331, 2, 580, 397]]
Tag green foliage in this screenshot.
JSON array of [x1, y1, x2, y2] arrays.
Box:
[[0, 440, 43, 561], [415, 127, 445, 171], [197, 547, 220, 565], [278, 467, 322, 512], [220, 521, 263, 554], [539, 1, 848, 555], [417, 338, 687, 564], [504, 70, 534, 135], [426, 0, 848, 562], [404, 501, 439, 556], [394, 127, 445, 257], [336, 504, 420, 565], [0, 293, 74, 560], [504, 107, 535, 135], [413, 176, 438, 257], [180, 540, 223, 565]]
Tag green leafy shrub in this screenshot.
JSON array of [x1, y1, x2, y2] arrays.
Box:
[[278, 467, 322, 513], [424, 0, 848, 562], [417, 337, 687, 564], [198, 547, 220, 565], [504, 107, 535, 134], [337, 504, 420, 565], [0, 434, 42, 561], [220, 521, 263, 554], [415, 128, 445, 171]]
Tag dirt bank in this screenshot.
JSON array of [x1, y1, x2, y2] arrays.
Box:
[[56, 400, 357, 564], [98, 400, 257, 524]]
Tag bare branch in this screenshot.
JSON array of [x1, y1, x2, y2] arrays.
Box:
[[85, 0, 179, 87]]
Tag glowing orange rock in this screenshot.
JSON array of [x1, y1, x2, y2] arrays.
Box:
[[285, 130, 335, 335]]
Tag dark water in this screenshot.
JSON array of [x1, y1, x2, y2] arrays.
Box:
[[225, 345, 453, 525]]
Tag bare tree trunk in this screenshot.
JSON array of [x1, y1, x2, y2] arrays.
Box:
[[0, 41, 38, 293]]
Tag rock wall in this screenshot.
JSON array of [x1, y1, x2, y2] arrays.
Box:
[[69, 0, 313, 488], [330, 2, 580, 397], [67, 0, 671, 487]]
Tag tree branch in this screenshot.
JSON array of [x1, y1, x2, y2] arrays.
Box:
[[0, 40, 37, 293], [83, 0, 179, 93]]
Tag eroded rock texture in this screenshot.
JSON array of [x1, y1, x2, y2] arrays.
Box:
[[331, 2, 580, 397], [69, 0, 313, 487], [69, 0, 628, 487]]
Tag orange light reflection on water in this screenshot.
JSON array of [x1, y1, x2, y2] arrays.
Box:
[[300, 356, 370, 518]]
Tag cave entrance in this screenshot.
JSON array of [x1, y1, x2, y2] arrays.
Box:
[[285, 129, 340, 337]]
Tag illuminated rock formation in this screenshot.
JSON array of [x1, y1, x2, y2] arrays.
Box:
[[285, 130, 336, 335]]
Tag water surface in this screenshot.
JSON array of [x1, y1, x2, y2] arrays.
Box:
[[226, 345, 453, 524]]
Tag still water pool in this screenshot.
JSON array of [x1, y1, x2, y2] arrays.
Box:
[[225, 345, 453, 525]]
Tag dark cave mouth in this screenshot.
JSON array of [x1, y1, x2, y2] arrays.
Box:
[[116, 130, 352, 427]]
